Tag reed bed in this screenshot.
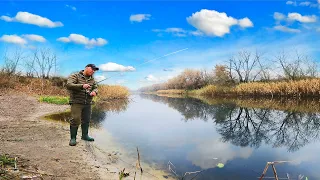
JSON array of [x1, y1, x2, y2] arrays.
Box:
[[97, 84, 130, 99], [193, 78, 320, 98], [233, 79, 320, 98]]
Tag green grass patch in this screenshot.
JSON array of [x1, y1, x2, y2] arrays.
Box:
[[39, 96, 69, 105], [0, 154, 15, 167]]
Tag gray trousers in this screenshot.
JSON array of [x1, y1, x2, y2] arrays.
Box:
[[70, 104, 92, 127]]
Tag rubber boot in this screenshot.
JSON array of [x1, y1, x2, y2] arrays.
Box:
[[69, 126, 78, 146], [81, 123, 94, 141]]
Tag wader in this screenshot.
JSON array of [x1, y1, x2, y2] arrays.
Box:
[[69, 104, 94, 146]]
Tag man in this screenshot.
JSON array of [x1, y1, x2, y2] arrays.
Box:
[[66, 64, 99, 146]]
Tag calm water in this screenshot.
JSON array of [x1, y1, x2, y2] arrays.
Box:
[[92, 94, 320, 180]]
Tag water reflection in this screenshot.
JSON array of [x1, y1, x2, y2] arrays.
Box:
[[139, 94, 320, 152], [44, 99, 129, 128], [91, 99, 129, 127]]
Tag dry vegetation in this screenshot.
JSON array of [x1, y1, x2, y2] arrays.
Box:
[[97, 85, 130, 100], [139, 49, 320, 99]]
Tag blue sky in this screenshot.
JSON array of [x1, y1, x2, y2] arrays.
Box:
[[0, 0, 320, 90]]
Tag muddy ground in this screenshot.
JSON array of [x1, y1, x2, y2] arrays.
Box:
[[0, 93, 125, 180]]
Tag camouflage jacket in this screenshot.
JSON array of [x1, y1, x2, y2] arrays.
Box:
[[66, 70, 98, 105]]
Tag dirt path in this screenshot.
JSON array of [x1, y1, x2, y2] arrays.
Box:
[[0, 94, 121, 180]]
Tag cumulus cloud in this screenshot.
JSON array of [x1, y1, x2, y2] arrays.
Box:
[[22, 34, 46, 42], [0, 35, 27, 45], [274, 12, 286, 21], [0, 11, 63, 28], [273, 12, 317, 23], [288, 13, 317, 23], [273, 12, 317, 32], [130, 14, 151, 22], [186, 9, 253, 37], [273, 25, 301, 33], [238, 17, 254, 28], [57, 34, 108, 48], [99, 62, 135, 72], [0, 34, 46, 45]]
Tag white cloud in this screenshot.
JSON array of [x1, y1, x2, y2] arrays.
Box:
[[0, 34, 27, 45], [57, 34, 108, 48], [318, 0, 320, 4], [0, 11, 63, 28], [99, 62, 135, 72], [66, 4, 76, 11], [299, 1, 311, 6], [288, 13, 317, 23], [187, 139, 253, 169], [0, 15, 13, 22], [274, 12, 317, 23], [22, 34, 46, 42], [189, 31, 204, 36], [153, 28, 190, 37], [186, 9, 253, 37], [274, 12, 286, 21], [130, 14, 151, 22], [274, 25, 301, 33], [238, 17, 254, 28], [145, 75, 159, 82], [286, 1, 297, 5]]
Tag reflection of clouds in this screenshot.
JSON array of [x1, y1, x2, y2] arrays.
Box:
[[187, 139, 253, 169], [274, 142, 320, 166]]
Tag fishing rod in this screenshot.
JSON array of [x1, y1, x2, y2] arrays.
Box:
[[95, 48, 189, 84]]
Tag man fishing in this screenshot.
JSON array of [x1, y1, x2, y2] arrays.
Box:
[[66, 64, 99, 146]]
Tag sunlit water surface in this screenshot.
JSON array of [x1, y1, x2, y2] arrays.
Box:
[[93, 94, 320, 180]]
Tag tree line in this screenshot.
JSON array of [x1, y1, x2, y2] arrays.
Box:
[[139, 49, 318, 92]]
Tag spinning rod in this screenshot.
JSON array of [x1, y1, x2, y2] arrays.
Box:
[[95, 48, 189, 84]]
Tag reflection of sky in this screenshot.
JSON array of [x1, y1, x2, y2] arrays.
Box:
[[100, 95, 320, 179]]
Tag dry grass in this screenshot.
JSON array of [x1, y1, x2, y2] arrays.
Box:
[[157, 89, 186, 95], [192, 78, 320, 98], [97, 84, 130, 100], [0, 74, 130, 100], [233, 79, 320, 97], [0, 74, 68, 96]]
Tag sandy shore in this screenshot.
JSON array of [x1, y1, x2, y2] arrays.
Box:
[[0, 93, 174, 180]]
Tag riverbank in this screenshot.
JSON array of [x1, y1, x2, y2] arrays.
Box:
[[0, 93, 110, 179]]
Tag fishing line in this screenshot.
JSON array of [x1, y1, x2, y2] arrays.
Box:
[[95, 48, 189, 84]]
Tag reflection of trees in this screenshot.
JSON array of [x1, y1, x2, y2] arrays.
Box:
[[140, 94, 320, 152], [91, 99, 129, 128]]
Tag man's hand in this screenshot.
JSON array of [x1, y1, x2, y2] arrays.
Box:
[[83, 84, 91, 89], [90, 91, 97, 96]]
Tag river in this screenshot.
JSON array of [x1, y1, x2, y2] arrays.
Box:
[[88, 94, 320, 179]]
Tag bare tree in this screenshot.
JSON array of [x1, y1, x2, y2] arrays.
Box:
[[227, 50, 263, 83], [2, 48, 26, 76], [276, 50, 318, 80], [32, 48, 57, 78]]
